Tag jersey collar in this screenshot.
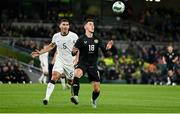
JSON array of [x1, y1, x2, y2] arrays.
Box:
[[61, 31, 69, 36]]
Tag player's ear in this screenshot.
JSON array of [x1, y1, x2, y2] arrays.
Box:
[[59, 23, 61, 29], [84, 24, 87, 30]]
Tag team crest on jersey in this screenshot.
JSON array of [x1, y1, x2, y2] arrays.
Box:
[[94, 39, 98, 43]]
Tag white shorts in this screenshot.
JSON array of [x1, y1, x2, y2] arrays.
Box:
[[52, 60, 74, 80], [40, 62, 49, 73]]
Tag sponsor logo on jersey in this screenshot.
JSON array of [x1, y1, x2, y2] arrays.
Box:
[[84, 41, 87, 44], [94, 39, 98, 43]]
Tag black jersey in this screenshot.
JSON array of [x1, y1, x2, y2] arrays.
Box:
[[163, 51, 178, 64], [74, 34, 107, 65]]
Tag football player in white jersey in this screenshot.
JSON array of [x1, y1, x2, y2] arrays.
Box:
[[31, 18, 79, 105], [53, 51, 71, 90], [39, 42, 49, 84]]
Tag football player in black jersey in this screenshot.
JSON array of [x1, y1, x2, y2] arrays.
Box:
[[162, 45, 178, 85], [71, 19, 113, 108]]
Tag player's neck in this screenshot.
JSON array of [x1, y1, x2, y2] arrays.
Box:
[[85, 31, 93, 38]]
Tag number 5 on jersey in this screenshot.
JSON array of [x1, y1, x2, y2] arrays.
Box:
[[63, 43, 67, 49]]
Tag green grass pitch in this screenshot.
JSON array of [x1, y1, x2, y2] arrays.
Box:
[[0, 84, 180, 113]]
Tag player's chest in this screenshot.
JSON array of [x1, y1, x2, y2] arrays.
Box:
[[82, 39, 99, 52], [166, 53, 175, 60], [56, 38, 74, 48]]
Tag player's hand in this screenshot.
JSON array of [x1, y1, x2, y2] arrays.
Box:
[[106, 40, 113, 50], [72, 47, 79, 56], [31, 49, 40, 58], [172, 59, 177, 63]]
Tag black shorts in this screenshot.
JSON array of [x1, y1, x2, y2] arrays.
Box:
[[166, 64, 175, 71], [74, 63, 101, 82]]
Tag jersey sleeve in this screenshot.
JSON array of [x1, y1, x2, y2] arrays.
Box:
[[74, 38, 82, 49], [174, 52, 179, 60], [51, 34, 56, 44], [99, 38, 107, 51], [74, 33, 79, 41]]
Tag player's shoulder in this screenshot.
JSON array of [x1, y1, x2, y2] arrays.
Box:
[[94, 34, 101, 40], [164, 51, 168, 55], [79, 34, 86, 39], [52, 32, 60, 38], [76, 35, 86, 42], [93, 34, 103, 43], [69, 31, 78, 36], [68, 31, 79, 39]]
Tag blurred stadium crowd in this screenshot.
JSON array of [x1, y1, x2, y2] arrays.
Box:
[[1, 38, 179, 85], [0, 7, 180, 42], [98, 44, 180, 85], [0, 0, 179, 84], [0, 58, 30, 84]]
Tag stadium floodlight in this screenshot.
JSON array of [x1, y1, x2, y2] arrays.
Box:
[[155, 0, 161, 2]]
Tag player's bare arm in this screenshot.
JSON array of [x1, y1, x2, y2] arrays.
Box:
[[51, 51, 57, 64], [172, 56, 178, 63], [73, 50, 79, 65], [31, 43, 56, 58], [162, 56, 167, 64], [106, 40, 113, 50], [71, 46, 80, 65]]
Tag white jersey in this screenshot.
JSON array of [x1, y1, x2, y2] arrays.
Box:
[[52, 31, 78, 65]]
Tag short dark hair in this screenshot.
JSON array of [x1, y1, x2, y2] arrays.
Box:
[[84, 18, 94, 25], [59, 18, 70, 24]]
